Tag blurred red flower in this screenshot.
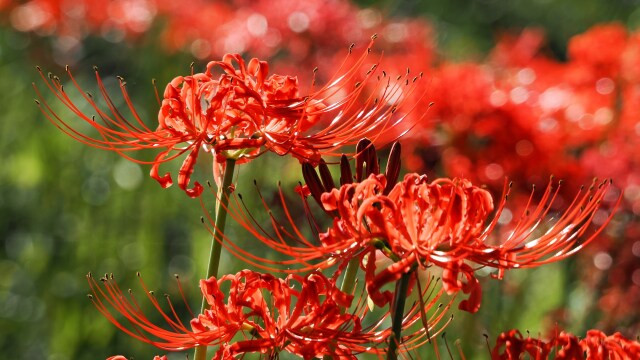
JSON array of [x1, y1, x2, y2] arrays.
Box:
[[491, 328, 640, 359]]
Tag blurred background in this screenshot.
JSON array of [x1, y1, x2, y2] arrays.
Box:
[[1, 0, 639, 359]]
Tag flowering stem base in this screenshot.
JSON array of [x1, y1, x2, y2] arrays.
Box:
[[387, 271, 411, 360], [194, 158, 236, 360]]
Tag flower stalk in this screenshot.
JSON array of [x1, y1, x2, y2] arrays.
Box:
[[194, 157, 236, 360], [388, 271, 412, 360]]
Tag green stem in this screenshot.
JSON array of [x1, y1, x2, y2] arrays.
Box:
[[340, 257, 360, 296], [387, 271, 411, 360], [194, 158, 236, 360]]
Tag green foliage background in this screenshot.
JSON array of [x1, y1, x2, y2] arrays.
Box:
[[1, 1, 639, 359]]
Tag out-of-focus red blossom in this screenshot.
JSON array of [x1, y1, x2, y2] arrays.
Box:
[[492, 329, 582, 359], [88, 270, 446, 358], [107, 356, 167, 360], [6, 0, 156, 40], [155, 0, 362, 61], [568, 24, 627, 80], [491, 329, 640, 359], [492, 28, 547, 67], [403, 23, 640, 198], [36, 39, 428, 197], [581, 330, 640, 359], [3, 0, 436, 77]]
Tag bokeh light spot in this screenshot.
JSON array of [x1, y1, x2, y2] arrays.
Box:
[[497, 208, 513, 225], [484, 163, 504, 180], [247, 13, 268, 37], [113, 159, 143, 190], [288, 11, 309, 33], [632, 241, 640, 257], [489, 90, 507, 106], [517, 68, 536, 85], [595, 77, 615, 95], [593, 251, 613, 270], [632, 269, 640, 286], [509, 86, 529, 104]]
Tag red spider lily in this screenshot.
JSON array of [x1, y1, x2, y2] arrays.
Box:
[[89, 269, 452, 358], [491, 329, 640, 359], [35, 36, 426, 197], [326, 173, 617, 311], [317, 173, 492, 309], [198, 270, 377, 359]]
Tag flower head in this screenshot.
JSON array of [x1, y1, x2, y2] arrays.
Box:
[[326, 174, 616, 311], [36, 37, 427, 197], [197, 270, 376, 359], [89, 268, 451, 358]]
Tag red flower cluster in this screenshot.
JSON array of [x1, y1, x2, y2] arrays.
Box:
[[216, 141, 617, 316], [492, 329, 640, 359], [197, 270, 375, 359], [36, 38, 427, 197], [89, 269, 451, 359]]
